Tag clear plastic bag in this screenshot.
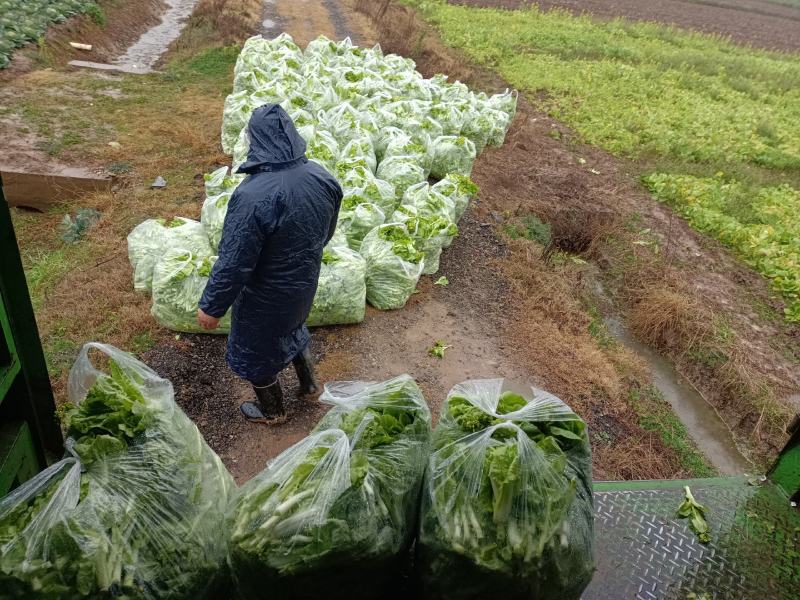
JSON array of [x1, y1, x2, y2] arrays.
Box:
[[307, 246, 367, 327], [376, 157, 427, 200], [341, 177, 397, 218], [228, 375, 431, 600], [337, 200, 385, 252], [360, 223, 425, 310], [391, 207, 458, 276], [201, 168, 245, 251], [306, 130, 340, 174], [127, 217, 212, 294], [151, 247, 231, 333], [402, 182, 458, 224], [0, 343, 234, 599], [417, 379, 594, 600], [431, 174, 479, 224], [429, 135, 477, 179]]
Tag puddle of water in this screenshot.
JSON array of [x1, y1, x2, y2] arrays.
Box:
[[605, 317, 751, 476], [263, 18, 276, 29], [113, 0, 200, 71]]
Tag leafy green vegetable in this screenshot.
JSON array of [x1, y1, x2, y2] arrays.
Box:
[[307, 246, 366, 327], [677, 486, 711, 544], [428, 340, 451, 358], [0, 344, 234, 599], [435, 276, 449, 285], [229, 375, 431, 600], [418, 380, 594, 600], [151, 247, 230, 333], [361, 224, 425, 310]]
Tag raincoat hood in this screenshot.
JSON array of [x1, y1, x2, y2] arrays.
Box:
[[237, 104, 307, 174]]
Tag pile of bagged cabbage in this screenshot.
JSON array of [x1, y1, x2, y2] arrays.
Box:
[[127, 33, 516, 332], [0, 344, 593, 600]]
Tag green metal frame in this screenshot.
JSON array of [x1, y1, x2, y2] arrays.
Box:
[[768, 415, 800, 500], [0, 176, 63, 486], [0, 299, 21, 402], [0, 421, 37, 496]]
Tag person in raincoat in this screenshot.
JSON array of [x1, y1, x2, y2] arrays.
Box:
[[197, 104, 342, 423]]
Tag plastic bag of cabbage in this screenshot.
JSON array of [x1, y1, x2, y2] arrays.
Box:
[[360, 224, 425, 310], [151, 247, 231, 333], [307, 246, 367, 327], [417, 380, 594, 600], [391, 205, 457, 276], [228, 375, 431, 600], [0, 343, 234, 599], [127, 217, 212, 293], [201, 167, 245, 250]]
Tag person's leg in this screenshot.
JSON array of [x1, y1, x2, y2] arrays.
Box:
[[240, 376, 286, 423], [292, 344, 320, 397]]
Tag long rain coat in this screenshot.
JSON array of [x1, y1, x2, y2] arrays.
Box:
[[199, 104, 342, 384]]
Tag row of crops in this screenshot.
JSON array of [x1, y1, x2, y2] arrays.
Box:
[[127, 33, 517, 333], [0, 343, 593, 599], [644, 174, 800, 321], [0, 0, 100, 68]]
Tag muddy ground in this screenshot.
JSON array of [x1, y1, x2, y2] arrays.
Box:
[[453, 0, 800, 52]]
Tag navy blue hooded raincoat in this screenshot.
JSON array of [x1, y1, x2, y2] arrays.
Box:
[[199, 104, 342, 384]]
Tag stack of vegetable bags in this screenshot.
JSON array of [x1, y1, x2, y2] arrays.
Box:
[[0, 343, 234, 599], [228, 375, 431, 600], [417, 380, 594, 600], [127, 32, 511, 329]]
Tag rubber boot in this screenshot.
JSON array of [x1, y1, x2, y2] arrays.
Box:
[[292, 346, 320, 397], [240, 379, 286, 424]]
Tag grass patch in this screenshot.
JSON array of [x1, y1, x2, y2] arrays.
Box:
[[628, 385, 717, 477]]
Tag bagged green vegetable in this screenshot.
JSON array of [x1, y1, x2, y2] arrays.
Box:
[[151, 247, 231, 333], [418, 379, 594, 600], [342, 177, 397, 217], [430, 136, 477, 179], [337, 197, 385, 252], [201, 167, 245, 251], [431, 174, 479, 223], [127, 217, 212, 294], [228, 375, 431, 600], [377, 157, 427, 200], [307, 246, 367, 327], [360, 223, 425, 310], [402, 182, 458, 224], [392, 208, 458, 276], [0, 343, 234, 599]]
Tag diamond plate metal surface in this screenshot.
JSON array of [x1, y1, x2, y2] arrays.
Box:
[[583, 480, 800, 599]]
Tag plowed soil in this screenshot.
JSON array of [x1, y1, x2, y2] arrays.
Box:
[[452, 0, 800, 52]]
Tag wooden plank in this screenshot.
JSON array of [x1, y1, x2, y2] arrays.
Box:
[[1, 168, 113, 211], [68, 60, 150, 75]]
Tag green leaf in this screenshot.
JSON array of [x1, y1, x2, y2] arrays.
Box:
[[434, 276, 449, 286]]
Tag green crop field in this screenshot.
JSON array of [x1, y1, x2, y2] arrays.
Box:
[[0, 0, 102, 68], [407, 1, 800, 320]]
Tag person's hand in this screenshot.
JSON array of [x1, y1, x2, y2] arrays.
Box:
[[197, 309, 220, 331]]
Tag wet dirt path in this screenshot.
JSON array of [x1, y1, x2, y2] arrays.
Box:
[[113, 0, 201, 71]]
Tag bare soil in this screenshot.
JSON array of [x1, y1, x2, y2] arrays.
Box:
[[451, 0, 800, 52]]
